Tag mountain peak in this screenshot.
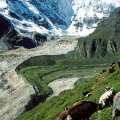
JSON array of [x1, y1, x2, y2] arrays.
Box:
[[0, 0, 120, 36]]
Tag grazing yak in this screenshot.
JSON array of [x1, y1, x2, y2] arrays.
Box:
[[58, 110, 69, 120], [99, 87, 116, 109], [100, 69, 106, 74], [104, 86, 112, 92], [109, 62, 116, 73], [85, 92, 92, 98], [83, 91, 92, 98], [83, 91, 89, 96], [118, 60, 120, 67], [109, 66, 115, 73], [58, 101, 99, 120], [111, 62, 116, 68], [112, 91, 120, 120]]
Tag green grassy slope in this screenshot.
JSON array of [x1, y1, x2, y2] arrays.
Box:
[[16, 55, 120, 120], [15, 8, 120, 120], [17, 55, 108, 96]]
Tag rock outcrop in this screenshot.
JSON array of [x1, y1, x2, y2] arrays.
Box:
[[74, 38, 107, 58]]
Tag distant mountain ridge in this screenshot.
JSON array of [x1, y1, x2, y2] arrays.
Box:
[[68, 7, 120, 58]]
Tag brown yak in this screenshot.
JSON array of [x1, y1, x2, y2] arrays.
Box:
[[58, 110, 69, 120], [118, 60, 120, 67], [58, 101, 99, 120]]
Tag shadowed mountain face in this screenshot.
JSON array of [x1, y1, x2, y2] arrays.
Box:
[[0, 14, 18, 50], [68, 7, 120, 58], [0, 15, 11, 37], [0, 15, 47, 50]]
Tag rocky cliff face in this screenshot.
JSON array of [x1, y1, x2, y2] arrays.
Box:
[[69, 7, 120, 58], [74, 38, 107, 58], [0, 14, 17, 50]]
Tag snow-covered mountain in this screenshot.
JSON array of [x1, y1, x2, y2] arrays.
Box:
[[0, 0, 120, 37]]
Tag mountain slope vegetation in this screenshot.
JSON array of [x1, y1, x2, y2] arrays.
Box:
[[17, 55, 107, 99], [16, 54, 120, 120], [16, 58, 120, 120]]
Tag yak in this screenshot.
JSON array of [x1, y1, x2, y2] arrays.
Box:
[[99, 87, 115, 109], [58, 101, 99, 120], [112, 91, 120, 120]]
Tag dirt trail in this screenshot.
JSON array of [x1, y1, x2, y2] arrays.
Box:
[[94, 74, 108, 91]]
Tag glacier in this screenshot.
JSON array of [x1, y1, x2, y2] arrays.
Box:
[[0, 0, 120, 36]]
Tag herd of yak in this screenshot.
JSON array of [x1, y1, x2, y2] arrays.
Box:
[[57, 60, 120, 120]]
